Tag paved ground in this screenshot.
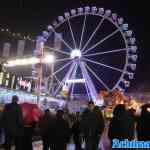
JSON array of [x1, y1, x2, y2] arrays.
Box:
[[0, 142, 75, 150], [32, 141, 76, 150], [0, 128, 110, 150], [0, 140, 109, 150]]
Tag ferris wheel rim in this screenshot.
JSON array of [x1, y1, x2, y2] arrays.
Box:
[[42, 6, 137, 95]]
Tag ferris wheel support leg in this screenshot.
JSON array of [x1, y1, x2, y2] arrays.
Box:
[[84, 80, 91, 101], [33, 36, 44, 105], [48, 61, 54, 95], [70, 63, 78, 100], [79, 61, 102, 104], [53, 61, 76, 96]]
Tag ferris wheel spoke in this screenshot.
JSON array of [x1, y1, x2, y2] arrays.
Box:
[[67, 18, 77, 49], [67, 62, 78, 90], [49, 74, 62, 93], [83, 58, 125, 73], [79, 14, 87, 50], [83, 48, 128, 57], [55, 57, 72, 63], [53, 30, 73, 51], [70, 63, 78, 97], [83, 29, 120, 55], [84, 81, 91, 101], [51, 60, 73, 77], [79, 61, 99, 101], [54, 74, 61, 85], [81, 16, 105, 52], [53, 61, 76, 96], [44, 46, 70, 56], [85, 63, 110, 91], [70, 83, 74, 98]]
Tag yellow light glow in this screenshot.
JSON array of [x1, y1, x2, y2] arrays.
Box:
[[4, 55, 55, 67], [43, 55, 55, 63], [147, 108, 150, 112]]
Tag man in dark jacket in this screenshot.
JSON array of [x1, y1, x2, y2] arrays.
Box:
[[2, 95, 24, 150], [51, 109, 70, 150], [80, 101, 105, 150], [71, 112, 82, 150], [0, 110, 4, 145], [137, 104, 150, 140], [108, 104, 135, 145], [39, 109, 54, 150]]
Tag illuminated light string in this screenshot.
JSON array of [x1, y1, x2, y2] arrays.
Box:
[[0, 27, 35, 42]]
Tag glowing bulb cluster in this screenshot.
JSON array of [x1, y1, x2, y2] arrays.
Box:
[[4, 54, 55, 67], [70, 49, 82, 59]]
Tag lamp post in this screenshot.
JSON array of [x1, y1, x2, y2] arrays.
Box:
[[33, 37, 55, 104], [48, 52, 55, 95], [34, 36, 44, 104]]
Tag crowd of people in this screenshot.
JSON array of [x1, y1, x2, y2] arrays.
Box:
[[0, 95, 150, 150]]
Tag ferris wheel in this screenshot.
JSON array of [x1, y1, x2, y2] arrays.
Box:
[[38, 6, 138, 102]]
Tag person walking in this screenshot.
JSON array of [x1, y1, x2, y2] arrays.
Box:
[[71, 112, 82, 150], [2, 95, 24, 150], [137, 104, 150, 140], [0, 109, 5, 146], [22, 123, 34, 150], [52, 109, 70, 150], [108, 104, 135, 146], [80, 101, 105, 150], [39, 109, 53, 150]]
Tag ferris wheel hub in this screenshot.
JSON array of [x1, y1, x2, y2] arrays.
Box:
[[70, 49, 82, 59]]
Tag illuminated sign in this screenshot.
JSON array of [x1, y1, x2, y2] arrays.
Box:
[[66, 78, 85, 83], [0, 70, 34, 93], [17, 77, 32, 92], [19, 79, 30, 88]]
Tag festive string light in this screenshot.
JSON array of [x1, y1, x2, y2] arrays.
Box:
[[0, 27, 35, 42]]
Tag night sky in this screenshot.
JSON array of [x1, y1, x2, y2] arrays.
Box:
[[0, 0, 149, 91]]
